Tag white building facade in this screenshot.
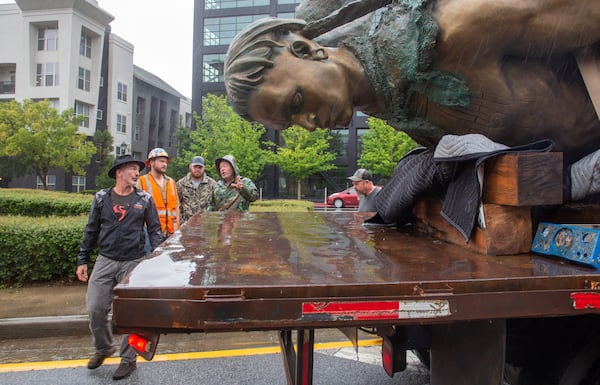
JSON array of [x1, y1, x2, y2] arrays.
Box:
[[0, 0, 190, 191]]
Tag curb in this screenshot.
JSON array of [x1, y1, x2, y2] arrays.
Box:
[[0, 315, 90, 340]]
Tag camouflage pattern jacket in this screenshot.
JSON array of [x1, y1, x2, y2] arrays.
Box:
[[210, 176, 258, 212], [176, 173, 217, 223]]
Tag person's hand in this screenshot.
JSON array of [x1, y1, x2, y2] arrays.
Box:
[[76, 264, 88, 283], [230, 177, 243, 190]]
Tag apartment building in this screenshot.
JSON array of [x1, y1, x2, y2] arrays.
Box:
[[191, 0, 369, 199], [0, 0, 190, 191]]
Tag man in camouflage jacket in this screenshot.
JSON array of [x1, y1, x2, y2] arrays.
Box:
[[209, 154, 258, 212], [176, 156, 217, 223]]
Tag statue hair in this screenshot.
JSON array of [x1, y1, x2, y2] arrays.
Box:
[[224, 17, 306, 119]]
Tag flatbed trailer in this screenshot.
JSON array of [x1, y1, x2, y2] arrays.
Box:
[[113, 211, 600, 385]]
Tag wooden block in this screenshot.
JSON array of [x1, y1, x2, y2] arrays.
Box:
[[413, 198, 532, 256], [482, 152, 563, 206]]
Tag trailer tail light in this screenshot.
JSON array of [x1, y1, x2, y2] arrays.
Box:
[[571, 292, 600, 309], [381, 335, 406, 377], [127, 333, 160, 361]]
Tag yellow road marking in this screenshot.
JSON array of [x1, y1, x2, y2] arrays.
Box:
[[0, 338, 382, 373]]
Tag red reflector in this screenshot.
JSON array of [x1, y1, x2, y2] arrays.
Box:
[[571, 292, 600, 309], [128, 334, 151, 353]]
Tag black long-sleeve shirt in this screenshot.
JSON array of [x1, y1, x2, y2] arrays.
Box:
[[77, 187, 163, 265]]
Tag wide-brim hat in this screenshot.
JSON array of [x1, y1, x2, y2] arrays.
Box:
[[108, 154, 146, 178]]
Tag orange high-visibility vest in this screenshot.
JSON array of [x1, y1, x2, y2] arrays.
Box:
[[139, 174, 179, 235]]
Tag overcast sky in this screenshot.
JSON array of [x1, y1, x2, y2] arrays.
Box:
[[0, 0, 194, 97]]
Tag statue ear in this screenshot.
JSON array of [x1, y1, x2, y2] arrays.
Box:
[[291, 40, 328, 60]]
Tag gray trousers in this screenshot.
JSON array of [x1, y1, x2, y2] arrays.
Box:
[[86, 254, 144, 363]]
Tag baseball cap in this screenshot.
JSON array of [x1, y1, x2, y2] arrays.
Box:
[[347, 168, 372, 182], [190, 156, 205, 166]]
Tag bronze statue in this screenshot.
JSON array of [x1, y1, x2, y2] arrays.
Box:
[[224, 0, 600, 201]]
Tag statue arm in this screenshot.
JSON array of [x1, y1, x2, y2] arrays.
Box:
[[434, 0, 600, 59]]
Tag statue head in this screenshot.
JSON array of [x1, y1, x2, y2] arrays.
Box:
[[224, 17, 307, 121]]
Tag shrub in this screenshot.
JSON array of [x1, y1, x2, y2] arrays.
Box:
[[0, 188, 92, 217], [0, 215, 91, 285]]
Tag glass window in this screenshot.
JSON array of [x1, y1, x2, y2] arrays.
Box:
[[36, 63, 59, 87], [134, 125, 140, 141], [204, 15, 268, 46], [79, 33, 92, 58], [117, 82, 128, 102], [37, 27, 58, 51], [202, 54, 226, 82], [72, 175, 86, 192], [37, 175, 56, 190], [77, 67, 91, 91], [74, 101, 90, 128], [205, 0, 269, 10], [278, 0, 298, 4], [117, 113, 127, 133]]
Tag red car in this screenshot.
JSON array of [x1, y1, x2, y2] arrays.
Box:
[[327, 187, 359, 208]]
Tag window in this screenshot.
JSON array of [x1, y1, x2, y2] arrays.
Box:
[[117, 82, 128, 102], [77, 67, 91, 91], [134, 125, 140, 141], [79, 33, 92, 58], [37, 175, 56, 190], [117, 113, 127, 133], [96, 109, 103, 120], [36, 63, 59, 87], [204, 15, 268, 46], [205, 0, 269, 9], [72, 175, 86, 192], [202, 54, 226, 82], [74, 101, 90, 128], [37, 27, 58, 51]]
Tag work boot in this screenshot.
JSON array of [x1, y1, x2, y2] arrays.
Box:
[[570, 148, 600, 200], [113, 361, 137, 380], [87, 346, 117, 369]]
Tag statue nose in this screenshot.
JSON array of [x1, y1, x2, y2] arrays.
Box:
[[292, 113, 318, 131]]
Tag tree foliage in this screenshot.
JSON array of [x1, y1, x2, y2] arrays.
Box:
[[92, 129, 115, 189], [2, 100, 97, 190], [181, 94, 270, 181], [358, 117, 418, 178], [268, 126, 336, 199]]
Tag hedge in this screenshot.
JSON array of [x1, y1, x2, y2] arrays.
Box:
[[0, 215, 90, 285], [0, 188, 93, 217]]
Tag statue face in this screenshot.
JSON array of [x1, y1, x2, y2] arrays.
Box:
[[247, 43, 355, 131]]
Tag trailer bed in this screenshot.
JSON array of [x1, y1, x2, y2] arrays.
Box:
[[112, 211, 600, 334]]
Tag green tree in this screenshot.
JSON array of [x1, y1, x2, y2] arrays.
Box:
[[269, 126, 336, 200], [187, 94, 270, 181], [358, 117, 417, 178], [0, 100, 29, 184], [4, 100, 97, 190], [92, 129, 115, 189]]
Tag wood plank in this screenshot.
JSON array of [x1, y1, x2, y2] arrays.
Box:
[[413, 198, 531, 256], [482, 152, 563, 206]]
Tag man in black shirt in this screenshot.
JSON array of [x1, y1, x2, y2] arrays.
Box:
[[76, 154, 162, 380]]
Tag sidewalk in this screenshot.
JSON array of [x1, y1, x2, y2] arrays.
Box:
[[0, 284, 89, 339]]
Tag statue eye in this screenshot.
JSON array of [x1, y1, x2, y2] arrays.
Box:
[[291, 91, 302, 114]]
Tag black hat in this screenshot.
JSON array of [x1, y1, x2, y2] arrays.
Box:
[[108, 155, 146, 178]]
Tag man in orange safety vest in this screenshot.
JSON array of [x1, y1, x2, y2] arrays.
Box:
[[137, 148, 180, 240]]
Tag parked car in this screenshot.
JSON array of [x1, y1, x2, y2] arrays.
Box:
[[327, 187, 359, 208]]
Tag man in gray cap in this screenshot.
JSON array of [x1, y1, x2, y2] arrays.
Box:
[[348, 168, 381, 212], [76, 154, 163, 380], [176, 155, 217, 223]]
